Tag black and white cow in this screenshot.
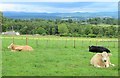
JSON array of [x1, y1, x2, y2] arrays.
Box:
[[89, 46, 110, 53]]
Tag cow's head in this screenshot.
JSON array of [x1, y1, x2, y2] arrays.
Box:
[[89, 46, 92, 48], [99, 52, 112, 62], [8, 43, 14, 49]]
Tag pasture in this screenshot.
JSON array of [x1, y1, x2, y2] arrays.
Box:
[[2, 35, 118, 76]]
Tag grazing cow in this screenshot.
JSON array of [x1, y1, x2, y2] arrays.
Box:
[[89, 46, 110, 53], [8, 43, 33, 52], [90, 52, 115, 68]]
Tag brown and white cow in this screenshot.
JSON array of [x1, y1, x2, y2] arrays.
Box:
[[8, 43, 33, 52], [90, 52, 115, 68]]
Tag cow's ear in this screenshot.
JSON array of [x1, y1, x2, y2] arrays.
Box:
[[97, 53, 102, 56], [108, 53, 112, 56]]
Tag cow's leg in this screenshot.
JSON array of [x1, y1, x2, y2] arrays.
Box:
[[108, 58, 115, 67], [11, 50, 16, 52], [111, 64, 115, 66], [110, 62, 115, 66], [94, 64, 101, 68]]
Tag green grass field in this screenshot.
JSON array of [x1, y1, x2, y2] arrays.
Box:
[[0, 35, 1, 77], [2, 35, 118, 76]]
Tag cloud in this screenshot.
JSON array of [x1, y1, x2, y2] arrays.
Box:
[[0, 2, 118, 13], [80, 2, 118, 12], [0, 3, 16, 11]]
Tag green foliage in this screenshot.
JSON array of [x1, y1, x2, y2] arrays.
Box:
[[92, 26, 99, 35], [72, 33, 80, 37], [42, 33, 46, 36], [87, 34, 97, 38], [0, 12, 2, 33], [84, 26, 92, 35], [60, 33, 68, 37], [2, 17, 118, 38], [0, 12, 2, 24], [58, 23, 68, 34], [87, 17, 118, 25], [36, 27, 46, 35]]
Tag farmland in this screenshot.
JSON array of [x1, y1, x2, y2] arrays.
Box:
[[2, 35, 118, 76]]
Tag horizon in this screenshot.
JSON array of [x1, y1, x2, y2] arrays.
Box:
[[0, 2, 118, 13], [3, 11, 118, 13]]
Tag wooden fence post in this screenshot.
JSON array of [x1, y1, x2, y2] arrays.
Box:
[[26, 37, 28, 45], [65, 39, 67, 48], [107, 40, 109, 48], [82, 40, 83, 48], [13, 37, 14, 44], [96, 40, 97, 46], [74, 39, 76, 48], [46, 39, 48, 48], [114, 41, 116, 48], [36, 37, 39, 47], [89, 40, 91, 45]]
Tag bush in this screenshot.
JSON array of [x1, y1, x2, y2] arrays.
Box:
[[42, 33, 46, 36], [68, 33, 72, 37], [60, 33, 69, 37], [87, 34, 97, 38], [97, 35, 102, 38], [55, 34, 60, 36], [108, 35, 113, 38], [72, 33, 80, 37], [82, 34, 87, 37]]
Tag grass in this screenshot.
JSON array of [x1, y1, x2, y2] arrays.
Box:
[[92, 24, 118, 27], [0, 35, 2, 77], [2, 35, 118, 76]]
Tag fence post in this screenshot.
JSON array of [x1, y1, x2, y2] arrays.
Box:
[[65, 39, 67, 48], [74, 39, 76, 48], [107, 40, 109, 48], [26, 37, 28, 45], [82, 40, 83, 48], [114, 41, 116, 48], [56, 37, 58, 48], [36, 37, 39, 47], [46, 39, 48, 48], [13, 37, 14, 44], [89, 40, 91, 45], [96, 40, 97, 46]]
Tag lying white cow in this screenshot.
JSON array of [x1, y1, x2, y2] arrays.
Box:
[[8, 43, 33, 52], [90, 52, 115, 68]]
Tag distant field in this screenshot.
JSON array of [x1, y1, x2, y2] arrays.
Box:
[[92, 24, 118, 27], [2, 35, 118, 76]]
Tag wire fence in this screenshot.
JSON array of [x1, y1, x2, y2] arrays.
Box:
[[2, 35, 118, 49]]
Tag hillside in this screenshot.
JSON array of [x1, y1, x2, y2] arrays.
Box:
[[3, 11, 118, 20]]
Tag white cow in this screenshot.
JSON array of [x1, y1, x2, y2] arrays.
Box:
[[90, 52, 115, 68], [8, 43, 33, 52]]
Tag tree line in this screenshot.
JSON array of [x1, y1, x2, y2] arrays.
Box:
[[2, 15, 118, 38]]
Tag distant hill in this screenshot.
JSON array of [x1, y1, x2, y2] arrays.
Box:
[[3, 11, 118, 20]]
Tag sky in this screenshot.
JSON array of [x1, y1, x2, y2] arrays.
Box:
[[0, 1, 118, 13], [0, 0, 119, 2]]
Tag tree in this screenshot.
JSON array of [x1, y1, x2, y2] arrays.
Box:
[[92, 26, 99, 35], [2, 15, 118, 38], [58, 23, 68, 34], [36, 27, 46, 34], [53, 25, 59, 34], [84, 26, 92, 35], [68, 19, 73, 23]]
